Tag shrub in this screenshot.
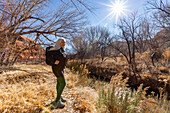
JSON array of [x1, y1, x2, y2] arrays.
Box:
[[97, 74, 170, 113], [66, 61, 81, 73]]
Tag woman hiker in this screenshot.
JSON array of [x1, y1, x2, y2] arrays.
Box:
[[49, 38, 67, 109]]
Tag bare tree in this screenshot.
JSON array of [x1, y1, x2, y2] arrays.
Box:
[[144, 0, 170, 66], [146, 0, 170, 29], [69, 34, 88, 62], [95, 27, 111, 61], [83, 26, 111, 60], [61, 0, 95, 13], [69, 26, 111, 61], [111, 12, 141, 73], [136, 17, 158, 53], [0, 0, 87, 66]]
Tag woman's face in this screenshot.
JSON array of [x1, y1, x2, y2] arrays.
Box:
[[60, 40, 66, 48]]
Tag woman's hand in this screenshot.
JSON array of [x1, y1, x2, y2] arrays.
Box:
[[55, 60, 60, 64]]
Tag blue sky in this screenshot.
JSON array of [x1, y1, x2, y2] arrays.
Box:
[[49, 0, 148, 34], [86, 0, 147, 32], [47, 0, 148, 49], [51, 0, 147, 28]]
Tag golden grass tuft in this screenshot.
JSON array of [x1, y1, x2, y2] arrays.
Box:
[[158, 74, 167, 80], [119, 53, 127, 61], [162, 47, 170, 61], [140, 51, 151, 60], [159, 66, 169, 73], [65, 69, 79, 88], [143, 74, 153, 78]]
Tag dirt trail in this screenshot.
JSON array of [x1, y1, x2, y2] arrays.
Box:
[[0, 64, 97, 113]]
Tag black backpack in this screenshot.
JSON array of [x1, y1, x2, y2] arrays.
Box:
[[45, 46, 54, 65]]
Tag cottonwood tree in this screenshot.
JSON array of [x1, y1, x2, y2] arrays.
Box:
[[136, 17, 158, 53], [136, 17, 164, 67], [0, 0, 88, 66], [111, 12, 141, 73], [69, 34, 88, 62], [84, 26, 111, 60], [70, 26, 111, 61], [94, 27, 111, 61], [146, 0, 170, 29]]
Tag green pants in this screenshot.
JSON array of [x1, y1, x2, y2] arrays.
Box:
[[55, 77, 66, 102]]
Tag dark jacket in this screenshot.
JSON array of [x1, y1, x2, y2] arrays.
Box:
[[51, 47, 67, 70]]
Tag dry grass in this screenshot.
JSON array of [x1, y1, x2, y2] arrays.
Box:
[[69, 87, 98, 112], [162, 47, 170, 61], [139, 51, 151, 60], [0, 55, 169, 113], [67, 57, 170, 112], [0, 64, 98, 113], [119, 53, 127, 62], [0, 64, 55, 112]]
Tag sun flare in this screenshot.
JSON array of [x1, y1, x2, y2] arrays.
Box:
[[112, 0, 127, 17], [99, 0, 129, 26]]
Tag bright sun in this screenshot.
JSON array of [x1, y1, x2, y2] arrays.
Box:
[[100, 0, 129, 26], [112, 0, 127, 16]]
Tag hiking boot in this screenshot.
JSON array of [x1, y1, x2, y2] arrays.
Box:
[[49, 101, 57, 109], [49, 100, 65, 109], [61, 96, 66, 102]]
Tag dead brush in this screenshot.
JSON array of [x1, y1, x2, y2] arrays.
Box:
[[65, 68, 79, 88], [66, 61, 80, 73], [66, 61, 92, 87], [97, 73, 170, 113], [162, 47, 170, 63], [5, 73, 44, 84], [0, 65, 56, 113], [141, 88, 169, 113], [75, 64, 91, 87], [73, 64, 107, 90]]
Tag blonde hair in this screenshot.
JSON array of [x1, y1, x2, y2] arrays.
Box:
[[50, 38, 66, 51]]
